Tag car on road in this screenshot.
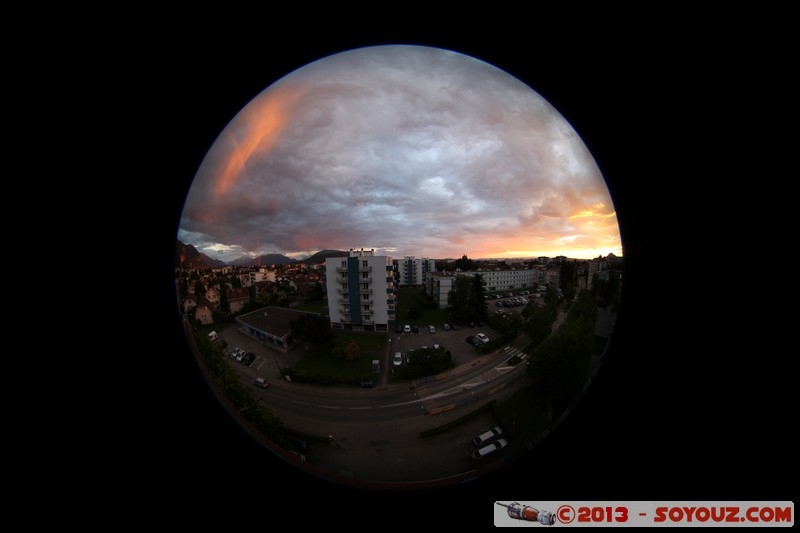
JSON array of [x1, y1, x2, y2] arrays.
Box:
[[253, 377, 269, 389], [472, 426, 504, 446], [475, 333, 490, 344], [403, 325, 411, 333], [471, 438, 508, 460], [393, 352, 403, 367], [428, 325, 436, 334]]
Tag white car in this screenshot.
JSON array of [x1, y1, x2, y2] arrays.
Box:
[[471, 438, 508, 460], [428, 325, 436, 334], [393, 352, 403, 367], [475, 333, 490, 344], [403, 325, 411, 333]]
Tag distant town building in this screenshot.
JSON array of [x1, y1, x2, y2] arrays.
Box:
[[226, 287, 250, 314], [457, 268, 538, 292], [325, 248, 395, 332], [204, 287, 220, 308], [396, 256, 436, 287], [426, 271, 456, 309], [194, 304, 214, 325], [249, 271, 268, 285]]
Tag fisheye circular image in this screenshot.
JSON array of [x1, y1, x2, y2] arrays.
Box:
[[175, 44, 623, 489]]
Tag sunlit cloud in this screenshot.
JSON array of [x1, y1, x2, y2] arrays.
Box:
[[179, 45, 622, 262]]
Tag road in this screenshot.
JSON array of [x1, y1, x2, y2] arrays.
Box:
[[210, 322, 535, 486]]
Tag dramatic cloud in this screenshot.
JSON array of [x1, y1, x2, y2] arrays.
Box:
[[179, 45, 621, 262]]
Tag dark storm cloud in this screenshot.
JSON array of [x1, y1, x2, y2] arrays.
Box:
[[179, 45, 620, 262]]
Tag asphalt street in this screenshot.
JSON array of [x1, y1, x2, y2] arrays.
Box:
[[213, 320, 544, 488]]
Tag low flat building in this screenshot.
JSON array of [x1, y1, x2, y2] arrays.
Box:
[[235, 306, 319, 354]]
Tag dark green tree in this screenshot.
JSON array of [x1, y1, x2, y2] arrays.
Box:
[[454, 254, 477, 271], [194, 280, 206, 298], [469, 274, 488, 322]]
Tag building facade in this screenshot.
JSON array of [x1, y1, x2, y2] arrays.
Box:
[[325, 249, 395, 332], [425, 271, 456, 309], [457, 269, 538, 292], [396, 256, 436, 287]]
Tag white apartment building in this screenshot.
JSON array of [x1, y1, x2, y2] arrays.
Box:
[[425, 271, 456, 309], [396, 256, 435, 286], [457, 269, 538, 292], [325, 249, 395, 332]]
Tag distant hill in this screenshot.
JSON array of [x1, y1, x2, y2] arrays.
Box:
[[176, 240, 226, 270], [300, 249, 349, 264], [247, 254, 296, 266]]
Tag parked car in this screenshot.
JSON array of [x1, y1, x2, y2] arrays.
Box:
[[465, 336, 481, 347], [395, 325, 403, 333], [253, 377, 269, 389], [472, 426, 504, 446], [403, 325, 411, 333], [411, 325, 420, 333], [475, 333, 490, 344], [442, 323, 451, 331], [471, 438, 508, 460], [428, 325, 436, 334], [393, 352, 403, 367]]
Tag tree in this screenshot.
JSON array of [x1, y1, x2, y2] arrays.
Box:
[[344, 339, 361, 361], [469, 274, 488, 322], [219, 281, 229, 311], [454, 254, 477, 271], [194, 280, 206, 298]]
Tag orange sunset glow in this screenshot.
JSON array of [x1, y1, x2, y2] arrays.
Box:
[[180, 45, 622, 263]]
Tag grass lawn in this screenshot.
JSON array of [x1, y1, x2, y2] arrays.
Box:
[[290, 330, 387, 383], [294, 300, 326, 315]]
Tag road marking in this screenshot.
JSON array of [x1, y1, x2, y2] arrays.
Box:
[[318, 405, 340, 409], [348, 406, 372, 410], [291, 400, 310, 406]]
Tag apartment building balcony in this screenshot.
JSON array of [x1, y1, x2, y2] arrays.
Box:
[[335, 266, 349, 273], [358, 266, 373, 273]]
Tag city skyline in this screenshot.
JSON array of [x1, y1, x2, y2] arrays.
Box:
[[178, 45, 622, 265]]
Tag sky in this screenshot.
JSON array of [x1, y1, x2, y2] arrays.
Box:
[[178, 45, 622, 263]]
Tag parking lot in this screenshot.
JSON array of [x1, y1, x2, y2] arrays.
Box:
[[389, 321, 497, 368]]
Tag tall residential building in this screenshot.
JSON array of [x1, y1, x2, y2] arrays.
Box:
[[396, 256, 436, 287], [426, 271, 456, 309], [325, 249, 395, 332]]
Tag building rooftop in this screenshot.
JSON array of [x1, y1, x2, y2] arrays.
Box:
[[236, 306, 318, 338]]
